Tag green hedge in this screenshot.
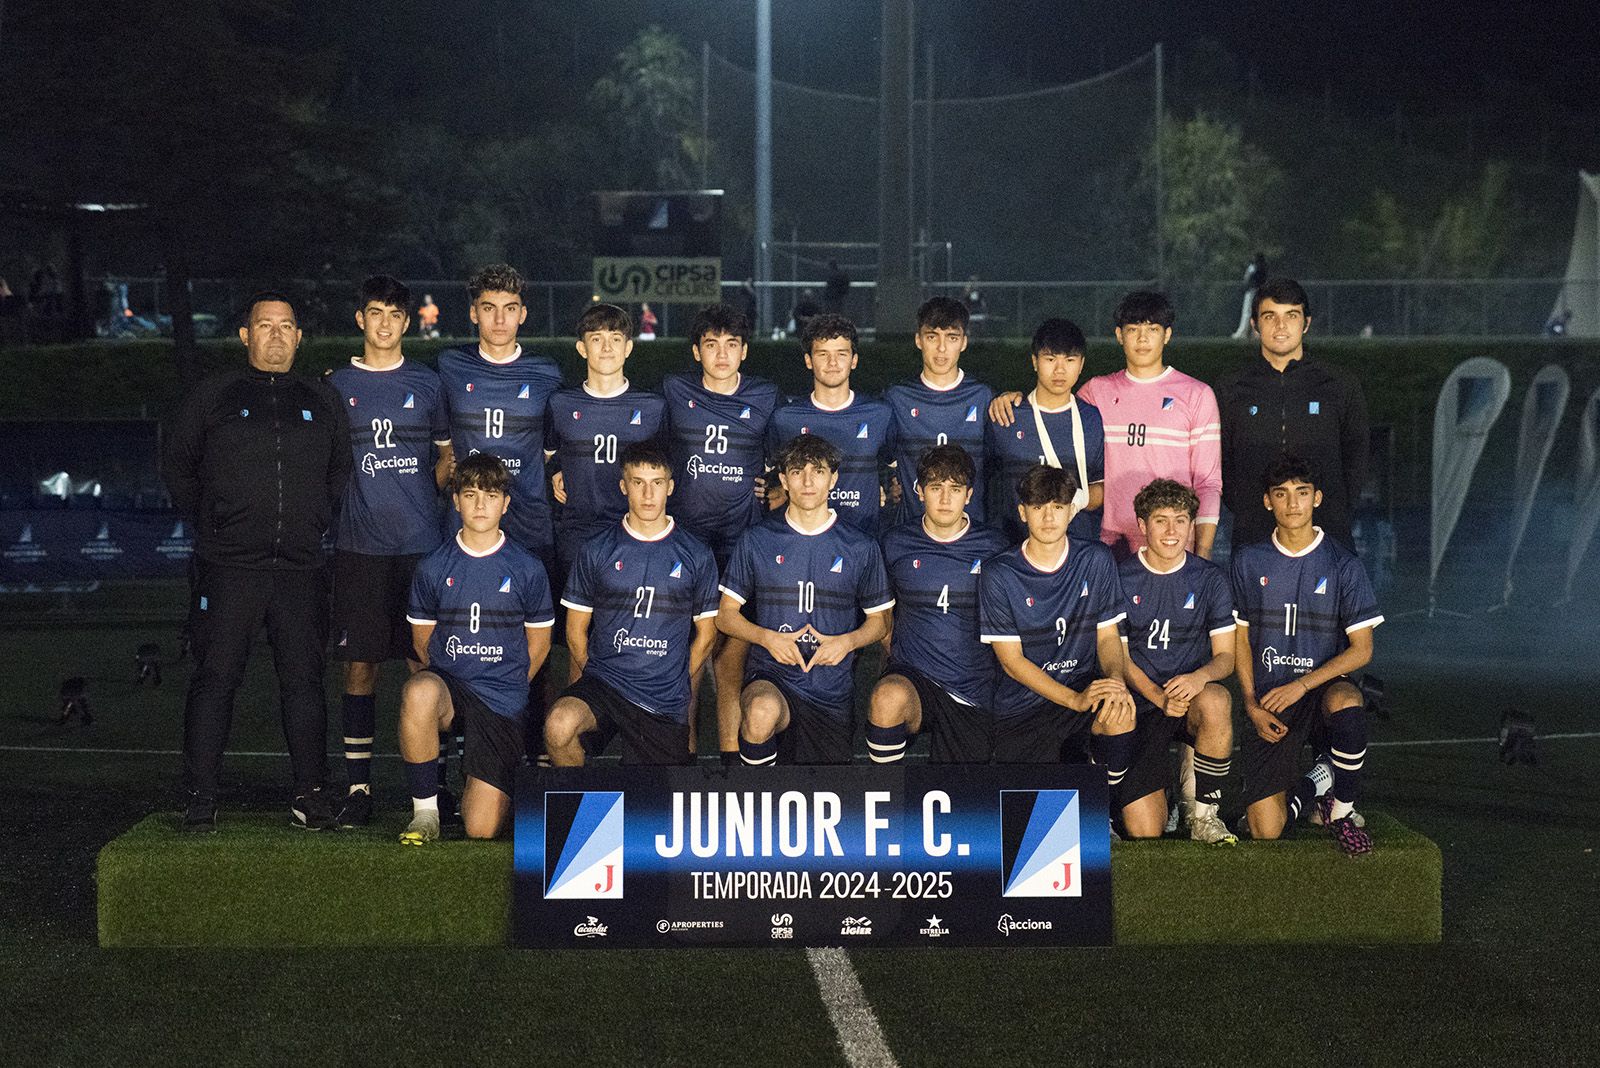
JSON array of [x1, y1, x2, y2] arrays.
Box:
[[6, 335, 1598, 506]]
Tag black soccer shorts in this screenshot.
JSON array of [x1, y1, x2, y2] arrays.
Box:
[[880, 663, 994, 763], [746, 672, 853, 765], [1239, 677, 1351, 806], [566, 675, 693, 766], [422, 668, 525, 794], [331, 549, 424, 663]]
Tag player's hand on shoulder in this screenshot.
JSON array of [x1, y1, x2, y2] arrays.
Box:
[[551, 471, 567, 505], [988, 391, 1024, 427]]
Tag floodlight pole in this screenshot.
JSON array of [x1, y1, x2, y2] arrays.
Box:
[[1154, 42, 1165, 288], [875, 0, 918, 334], [754, 0, 773, 335], [701, 41, 711, 189]]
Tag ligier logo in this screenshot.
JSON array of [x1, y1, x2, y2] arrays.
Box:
[[919, 915, 950, 938], [997, 914, 1054, 937], [545, 791, 625, 899], [770, 913, 795, 940], [839, 916, 873, 937], [1000, 789, 1082, 898], [685, 454, 744, 482], [1261, 646, 1314, 673], [443, 635, 504, 663], [573, 916, 609, 938], [612, 628, 669, 657], [360, 452, 420, 477]]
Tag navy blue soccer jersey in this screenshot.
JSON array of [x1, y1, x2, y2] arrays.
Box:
[[436, 345, 564, 554], [327, 359, 450, 555], [884, 371, 993, 521], [880, 518, 1011, 708], [979, 538, 1127, 717], [545, 384, 667, 542], [662, 372, 781, 548], [1229, 528, 1383, 693], [766, 391, 895, 533], [985, 394, 1105, 542], [1117, 550, 1235, 685], [560, 518, 719, 722], [720, 510, 894, 714], [406, 532, 556, 721]]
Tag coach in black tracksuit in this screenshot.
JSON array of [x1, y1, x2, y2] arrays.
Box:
[[1220, 278, 1369, 551], [164, 291, 351, 830]]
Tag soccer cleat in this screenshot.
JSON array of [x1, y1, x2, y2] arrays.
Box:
[[337, 790, 374, 829], [1311, 795, 1367, 829], [290, 786, 338, 831], [1307, 757, 1334, 799], [399, 810, 441, 846], [1188, 803, 1238, 845], [181, 794, 217, 833], [1330, 815, 1374, 856]]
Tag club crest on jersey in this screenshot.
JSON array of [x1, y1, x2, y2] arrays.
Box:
[[1315, 577, 1328, 594], [446, 577, 455, 587], [910, 407, 920, 417], [614, 560, 625, 571], [830, 556, 844, 574], [302, 409, 313, 421], [739, 406, 752, 419], [1025, 597, 1035, 607], [856, 423, 870, 438], [403, 393, 416, 409], [669, 561, 683, 578], [1309, 401, 1321, 415], [630, 410, 642, 425], [1161, 397, 1175, 410], [912, 559, 921, 568], [1259, 576, 1269, 587], [518, 384, 530, 400], [1132, 595, 1142, 605], [498, 576, 513, 593], [1079, 580, 1089, 598], [775, 554, 784, 565], [687, 399, 696, 408], [571, 410, 581, 420], [964, 405, 978, 422], [466, 383, 475, 392], [800, 426, 810, 435], [970, 560, 982, 574], [1016, 429, 1025, 439], [1249, 405, 1259, 415], [240, 409, 250, 417], [1183, 592, 1196, 610], [348, 397, 357, 407]]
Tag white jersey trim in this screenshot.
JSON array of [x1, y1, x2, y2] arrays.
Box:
[[1346, 615, 1384, 634], [1271, 527, 1326, 558], [455, 531, 507, 558]]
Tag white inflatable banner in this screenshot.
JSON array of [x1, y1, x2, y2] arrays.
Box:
[[1563, 386, 1600, 600], [1430, 358, 1510, 587], [1501, 366, 1569, 602]]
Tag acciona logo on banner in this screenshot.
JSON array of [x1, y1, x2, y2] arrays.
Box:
[[996, 914, 1053, 936]]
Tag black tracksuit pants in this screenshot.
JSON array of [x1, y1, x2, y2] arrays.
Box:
[[184, 560, 329, 797]]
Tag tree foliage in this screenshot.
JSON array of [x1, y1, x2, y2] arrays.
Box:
[[1343, 162, 1525, 278], [1147, 112, 1284, 282], [587, 26, 708, 190]]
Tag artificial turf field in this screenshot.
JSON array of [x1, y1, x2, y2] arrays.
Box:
[[4, 559, 1599, 1068]]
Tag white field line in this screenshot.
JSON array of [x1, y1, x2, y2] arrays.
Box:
[[5, 731, 1600, 759], [806, 947, 900, 1068]]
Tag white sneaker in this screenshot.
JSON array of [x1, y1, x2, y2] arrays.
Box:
[[1189, 802, 1238, 845], [399, 810, 441, 846]]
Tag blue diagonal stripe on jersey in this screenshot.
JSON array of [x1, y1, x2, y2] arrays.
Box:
[[1005, 789, 1079, 893], [548, 791, 624, 895]]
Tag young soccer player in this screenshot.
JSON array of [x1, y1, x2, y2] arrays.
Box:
[[1024, 292, 1221, 561], [398, 453, 555, 843], [1116, 479, 1238, 843], [325, 275, 453, 826], [885, 297, 993, 522], [765, 313, 895, 533], [545, 303, 667, 584], [544, 443, 719, 765], [435, 264, 564, 759], [870, 444, 1009, 763], [979, 465, 1137, 781], [717, 435, 894, 765], [663, 305, 781, 763], [1231, 456, 1383, 855], [985, 317, 1105, 542]]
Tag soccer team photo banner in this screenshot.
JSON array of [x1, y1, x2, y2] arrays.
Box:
[[513, 765, 1113, 948]]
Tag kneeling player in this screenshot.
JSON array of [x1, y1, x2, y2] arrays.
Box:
[[1231, 457, 1383, 855], [398, 454, 555, 842], [979, 466, 1137, 784], [1117, 479, 1238, 843], [718, 435, 894, 765], [545, 443, 719, 765], [870, 444, 1008, 762]]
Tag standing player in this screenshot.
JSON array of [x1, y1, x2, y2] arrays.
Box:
[[663, 305, 781, 763], [766, 313, 895, 533], [885, 297, 993, 522], [398, 454, 554, 843], [436, 264, 563, 757], [544, 443, 719, 765], [1116, 479, 1238, 843], [546, 303, 667, 586], [717, 436, 894, 766], [979, 466, 1136, 782], [325, 275, 453, 826], [1055, 292, 1222, 560], [985, 318, 1105, 542], [869, 444, 1009, 763], [1231, 456, 1383, 855]]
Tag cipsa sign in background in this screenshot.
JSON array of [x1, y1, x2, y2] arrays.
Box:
[[513, 766, 1111, 948]]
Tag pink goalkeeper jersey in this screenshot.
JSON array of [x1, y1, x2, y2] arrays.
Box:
[[1077, 366, 1222, 543]]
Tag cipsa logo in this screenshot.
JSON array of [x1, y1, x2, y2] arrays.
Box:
[[770, 913, 795, 940]]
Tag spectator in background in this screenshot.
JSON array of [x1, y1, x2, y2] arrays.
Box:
[[964, 276, 988, 337], [739, 276, 759, 330], [789, 288, 820, 338], [823, 259, 850, 315], [639, 302, 658, 340], [30, 265, 65, 319], [1232, 252, 1268, 339], [417, 293, 440, 338]]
